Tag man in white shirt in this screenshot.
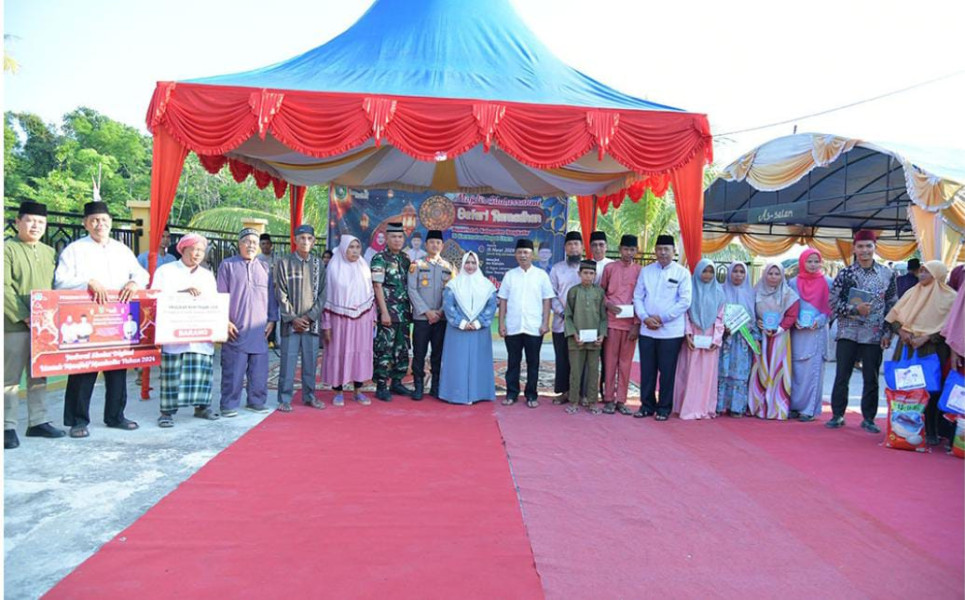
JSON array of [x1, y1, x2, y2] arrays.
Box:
[[632, 234, 692, 421], [549, 231, 585, 403], [498, 238, 554, 408], [589, 231, 614, 284], [54, 201, 150, 438]]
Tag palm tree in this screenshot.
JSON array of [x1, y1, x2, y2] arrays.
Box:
[[4, 35, 19, 74], [186, 207, 291, 236]]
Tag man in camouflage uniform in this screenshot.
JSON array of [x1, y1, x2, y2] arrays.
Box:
[[407, 229, 453, 400], [371, 222, 414, 401]]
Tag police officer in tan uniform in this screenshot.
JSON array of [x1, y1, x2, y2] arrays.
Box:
[[407, 230, 453, 400]]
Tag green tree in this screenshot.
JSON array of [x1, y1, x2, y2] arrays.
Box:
[[186, 207, 292, 234]]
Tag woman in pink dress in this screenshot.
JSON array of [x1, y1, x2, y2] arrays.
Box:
[[673, 259, 726, 419], [321, 235, 376, 406], [749, 262, 800, 420]]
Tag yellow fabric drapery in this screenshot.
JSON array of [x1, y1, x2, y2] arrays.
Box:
[[702, 225, 918, 263], [709, 134, 965, 266]]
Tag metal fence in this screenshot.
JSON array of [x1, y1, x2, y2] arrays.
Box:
[[4, 205, 142, 256]]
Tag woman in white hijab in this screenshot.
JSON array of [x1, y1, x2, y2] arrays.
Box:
[[438, 252, 498, 404], [321, 235, 376, 406]]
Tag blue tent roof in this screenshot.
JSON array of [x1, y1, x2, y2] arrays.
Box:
[[188, 0, 682, 112]]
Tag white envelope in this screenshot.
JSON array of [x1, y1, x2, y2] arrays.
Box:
[[895, 365, 926, 390], [579, 329, 598, 343], [692, 335, 712, 349], [616, 304, 634, 318]]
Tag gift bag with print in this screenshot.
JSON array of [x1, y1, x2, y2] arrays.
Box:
[[883, 388, 930, 452]]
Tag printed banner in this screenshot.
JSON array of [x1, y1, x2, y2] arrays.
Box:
[[328, 187, 569, 286], [29, 290, 161, 377], [154, 293, 231, 345]]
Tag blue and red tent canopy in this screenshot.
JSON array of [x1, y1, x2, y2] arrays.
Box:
[[146, 0, 711, 268]]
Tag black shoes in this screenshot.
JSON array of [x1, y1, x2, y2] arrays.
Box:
[[375, 381, 392, 402], [860, 419, 881, 434], [390, 380, 414, 397], [825, 416, 845, 429], [4, 429, 19, 449], [25, 422, 66, 438], [411, 380, 424, 401]]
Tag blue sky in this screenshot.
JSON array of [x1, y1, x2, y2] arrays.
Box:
[[4, 0, 964, 170]]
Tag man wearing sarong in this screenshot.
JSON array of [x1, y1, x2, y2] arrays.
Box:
[[599, 234, 642, 415], [549, 231, 584, 404], [54, 201, 149, 438], [274, 224, 326, 412], [371, 222, 414, 401], [151, 233, 220, 427], [217, 228, 279, 417], [4, 201, 64, 449]]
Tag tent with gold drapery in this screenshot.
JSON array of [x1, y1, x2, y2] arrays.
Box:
[[702, 133, 965, 265]]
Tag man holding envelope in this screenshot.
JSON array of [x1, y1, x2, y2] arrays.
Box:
[[632, 234, 692, 421], [150, 233, 220, 427], [599, 234, 642, 415]]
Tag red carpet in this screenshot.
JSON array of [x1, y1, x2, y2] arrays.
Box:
[[495, 404, 964, 599], [46, 399, 543, 599]]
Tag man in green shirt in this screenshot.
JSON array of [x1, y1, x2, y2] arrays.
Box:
[[563, 260, 608, 415], [4, 201, 64, 449]]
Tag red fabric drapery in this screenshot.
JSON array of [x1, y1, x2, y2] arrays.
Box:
[[146, 83, 711, 175], [670, 147, 706, 271], [576, 195, 598, 249], [147, 81, 711, 274], [143, 126, 189, 399], [574, 149, 707, 272], [289, 185, 307, 251]]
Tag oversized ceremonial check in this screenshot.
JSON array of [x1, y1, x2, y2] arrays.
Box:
[[30, 290, 161, 377], [153, 293, 230, 345]]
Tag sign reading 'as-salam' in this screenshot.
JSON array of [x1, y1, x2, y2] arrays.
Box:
[[747, 202, 806, 224]]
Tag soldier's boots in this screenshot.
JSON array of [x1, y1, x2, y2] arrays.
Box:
[[390, 379, 414, 397], [411, 379, 424, 401], [375, 381, 392, 402]]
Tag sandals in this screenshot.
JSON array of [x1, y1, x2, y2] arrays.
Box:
[[303, 398, 326, 410], [193, 407, 219, 421], [69, 425, 89, 438], [526, 399, 539, 409], [602, 402, 616, 415], [107, 419, 139, 431], [551, 397, 567, 406], [654, 414, 669, 422], [502, 398, 518, 406], [277, 403, 293, 413], [333, 393, 345, 407], [616, 403, 634, 416], [586, 405, 603, 415], [565, 405, 580, 415], [157, 414, 175, 428]]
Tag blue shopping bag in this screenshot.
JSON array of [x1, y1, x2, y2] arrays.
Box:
[[883, 347, 942, 392], [938, 370, 965, 415]]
